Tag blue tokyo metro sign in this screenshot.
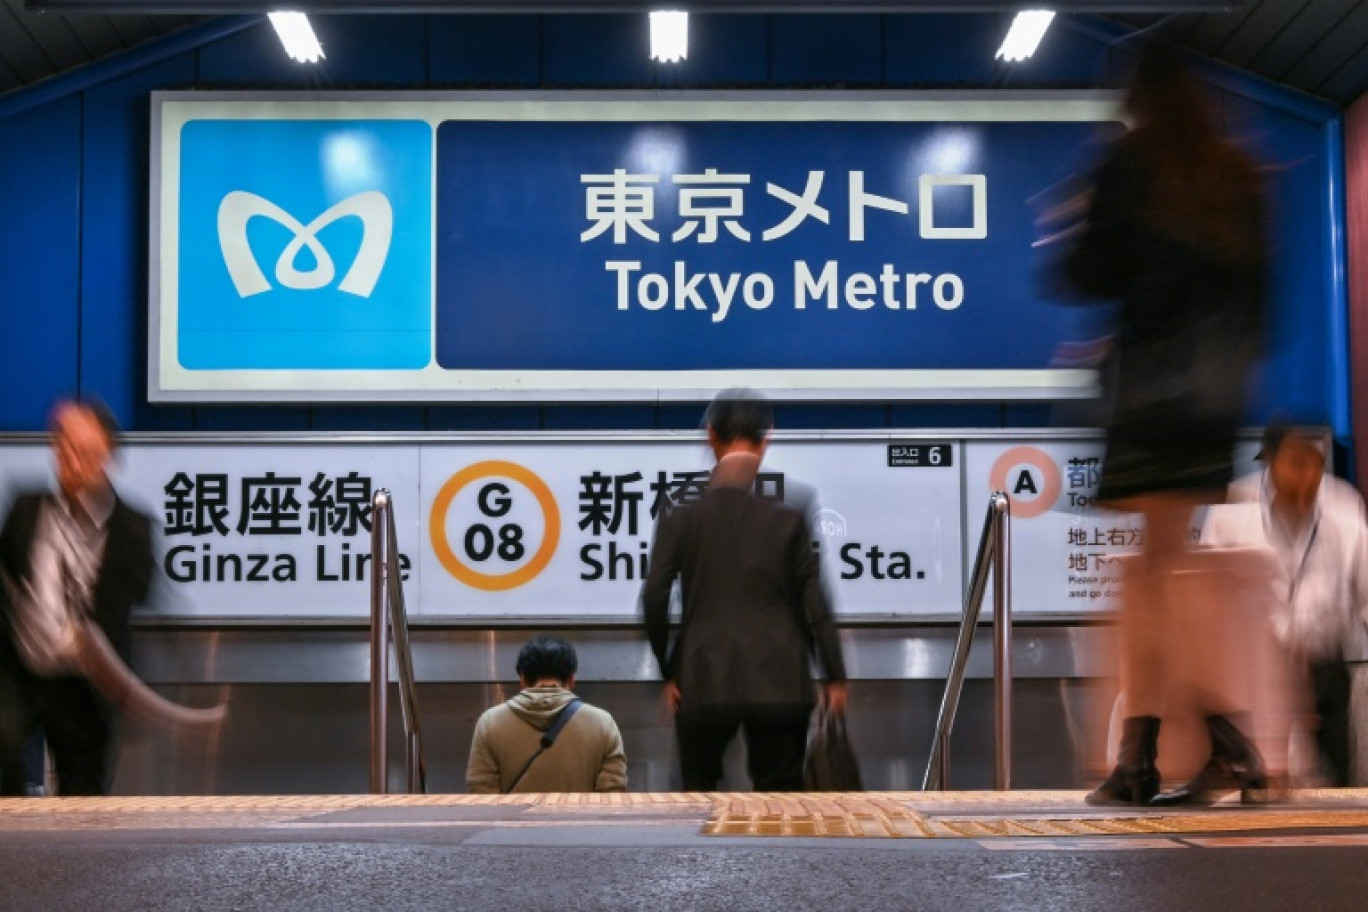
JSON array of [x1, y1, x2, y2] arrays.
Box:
[[150, 93, 1120, 403]]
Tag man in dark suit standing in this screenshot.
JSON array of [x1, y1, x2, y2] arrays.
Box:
[[642, 390, 847, 791], [0, 400, 153, 795]]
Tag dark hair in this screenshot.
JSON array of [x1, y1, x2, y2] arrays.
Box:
[[83, 399, 121, 451], [515, 636, 578, 684], [50, 398, 121, 451], [1260, 415, 1326, 462], [704, 388, 773, 446], [1121, 40, 1264, 262]]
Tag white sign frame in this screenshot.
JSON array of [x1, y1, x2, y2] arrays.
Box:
[[149, 90, 1118, 404]]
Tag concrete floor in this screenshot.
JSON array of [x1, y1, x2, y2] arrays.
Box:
[[2, 793, 1368, 912]]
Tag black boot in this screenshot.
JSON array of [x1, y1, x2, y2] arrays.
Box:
[[1150, 714, 1267, 807], [1087, 716, 1161, 806]]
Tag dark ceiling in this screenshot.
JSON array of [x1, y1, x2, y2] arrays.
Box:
[[0, 0, 197, 92], [2, 1, 1368, 106], [1113, 0, 1368, 105]]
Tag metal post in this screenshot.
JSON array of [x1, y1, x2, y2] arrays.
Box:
[[992, 494, 1013, 790], [936, 732, 951, 791], [922, 495, 1000, 791], [407, 732, 423, 794], [369, 490, 390, 794], [386, 503, 423, 795]]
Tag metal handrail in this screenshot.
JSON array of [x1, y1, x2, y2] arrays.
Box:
[[922, 492, 1013, 791], [369, 489, 427, 794]]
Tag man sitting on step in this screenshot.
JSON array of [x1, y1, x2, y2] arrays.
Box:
[[466, 636, 627, 794]]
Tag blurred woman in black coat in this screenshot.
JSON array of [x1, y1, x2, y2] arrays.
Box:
[[1064, 42, 1270, 806]]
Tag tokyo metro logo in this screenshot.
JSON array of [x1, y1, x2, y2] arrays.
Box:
[[217, 190, 394, 298], [176, 119, 432, 371]]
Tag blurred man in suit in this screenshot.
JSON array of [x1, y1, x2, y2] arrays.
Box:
[[642, 389, 847, 791], [0, 400, 154, 795]]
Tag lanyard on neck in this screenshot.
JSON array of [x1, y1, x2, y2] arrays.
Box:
[[1261, 475, 1321, 604]]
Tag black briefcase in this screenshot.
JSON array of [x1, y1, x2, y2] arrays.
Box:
[[803, 705, 863, 791]]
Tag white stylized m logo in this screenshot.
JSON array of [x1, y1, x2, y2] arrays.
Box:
[[217, 191, 393, 298]]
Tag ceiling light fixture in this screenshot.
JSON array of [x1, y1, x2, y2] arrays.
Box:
[[996, 9, 1055, 63], [269, 11, 325, 64], [649, 11, 689, 64]]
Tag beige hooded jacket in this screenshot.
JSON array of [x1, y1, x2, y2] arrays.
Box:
[[466, 686, 627, 794]]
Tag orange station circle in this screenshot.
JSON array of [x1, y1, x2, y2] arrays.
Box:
[[429, 461, 561, 592], [988, 446, 1063, 520]]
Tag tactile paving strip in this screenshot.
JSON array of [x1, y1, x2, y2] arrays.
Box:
[[0, 792, 714, 830], [0, 791, 710, 815], [4, 791, 1368, 840], [699, 791, 1368, 838], [703, 794, 941, 837]]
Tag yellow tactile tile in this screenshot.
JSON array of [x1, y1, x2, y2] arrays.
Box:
[[0, 790, 722, 821], [698, 791, 1368, 839], [5, 791, 1368, 841]]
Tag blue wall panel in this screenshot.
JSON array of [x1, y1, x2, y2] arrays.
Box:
[[659, 14, 769, 87], [776, 405, 890, 429], [195, 21, 317, 85], [543, 406, 659, 430], [0, 98, 83, 430], [771, 15, 883, 86], [889, 404, 1005, 428], [1223, 93, 1332, 425], [1003, 19, 1110, 86], [81, 56, 199, 433], [198, 16, 429, 86], [541, 15, 657, 86], [884, 14, 1107, 88], [1003, 403, 1057, 426], [195, 406, 311, 431], [426, 406, 543, 430], [311, 406, 426, 431], [428, 15, 540, 85], [657, 404, 708, 429], [0, 12, 1350, 439], [883, 14, 1003, 86]]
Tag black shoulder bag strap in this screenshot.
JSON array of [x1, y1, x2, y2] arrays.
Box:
[[503, 699, 583, 794]]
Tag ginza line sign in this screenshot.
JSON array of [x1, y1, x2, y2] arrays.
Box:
[[584, 168, 985, 323]]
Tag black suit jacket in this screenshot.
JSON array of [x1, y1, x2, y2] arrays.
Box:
[[641, 484, 847, 712], [0, 491, 154, 665]]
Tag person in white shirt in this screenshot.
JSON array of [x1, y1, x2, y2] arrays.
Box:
[[0, 401, 155, 795], [1202, 421, 1368, 786]]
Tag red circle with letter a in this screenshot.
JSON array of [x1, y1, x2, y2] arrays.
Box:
[[989, 446, 1062, 519]]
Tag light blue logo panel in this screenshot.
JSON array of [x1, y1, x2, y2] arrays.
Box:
[[178, 120, 432, 370]]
